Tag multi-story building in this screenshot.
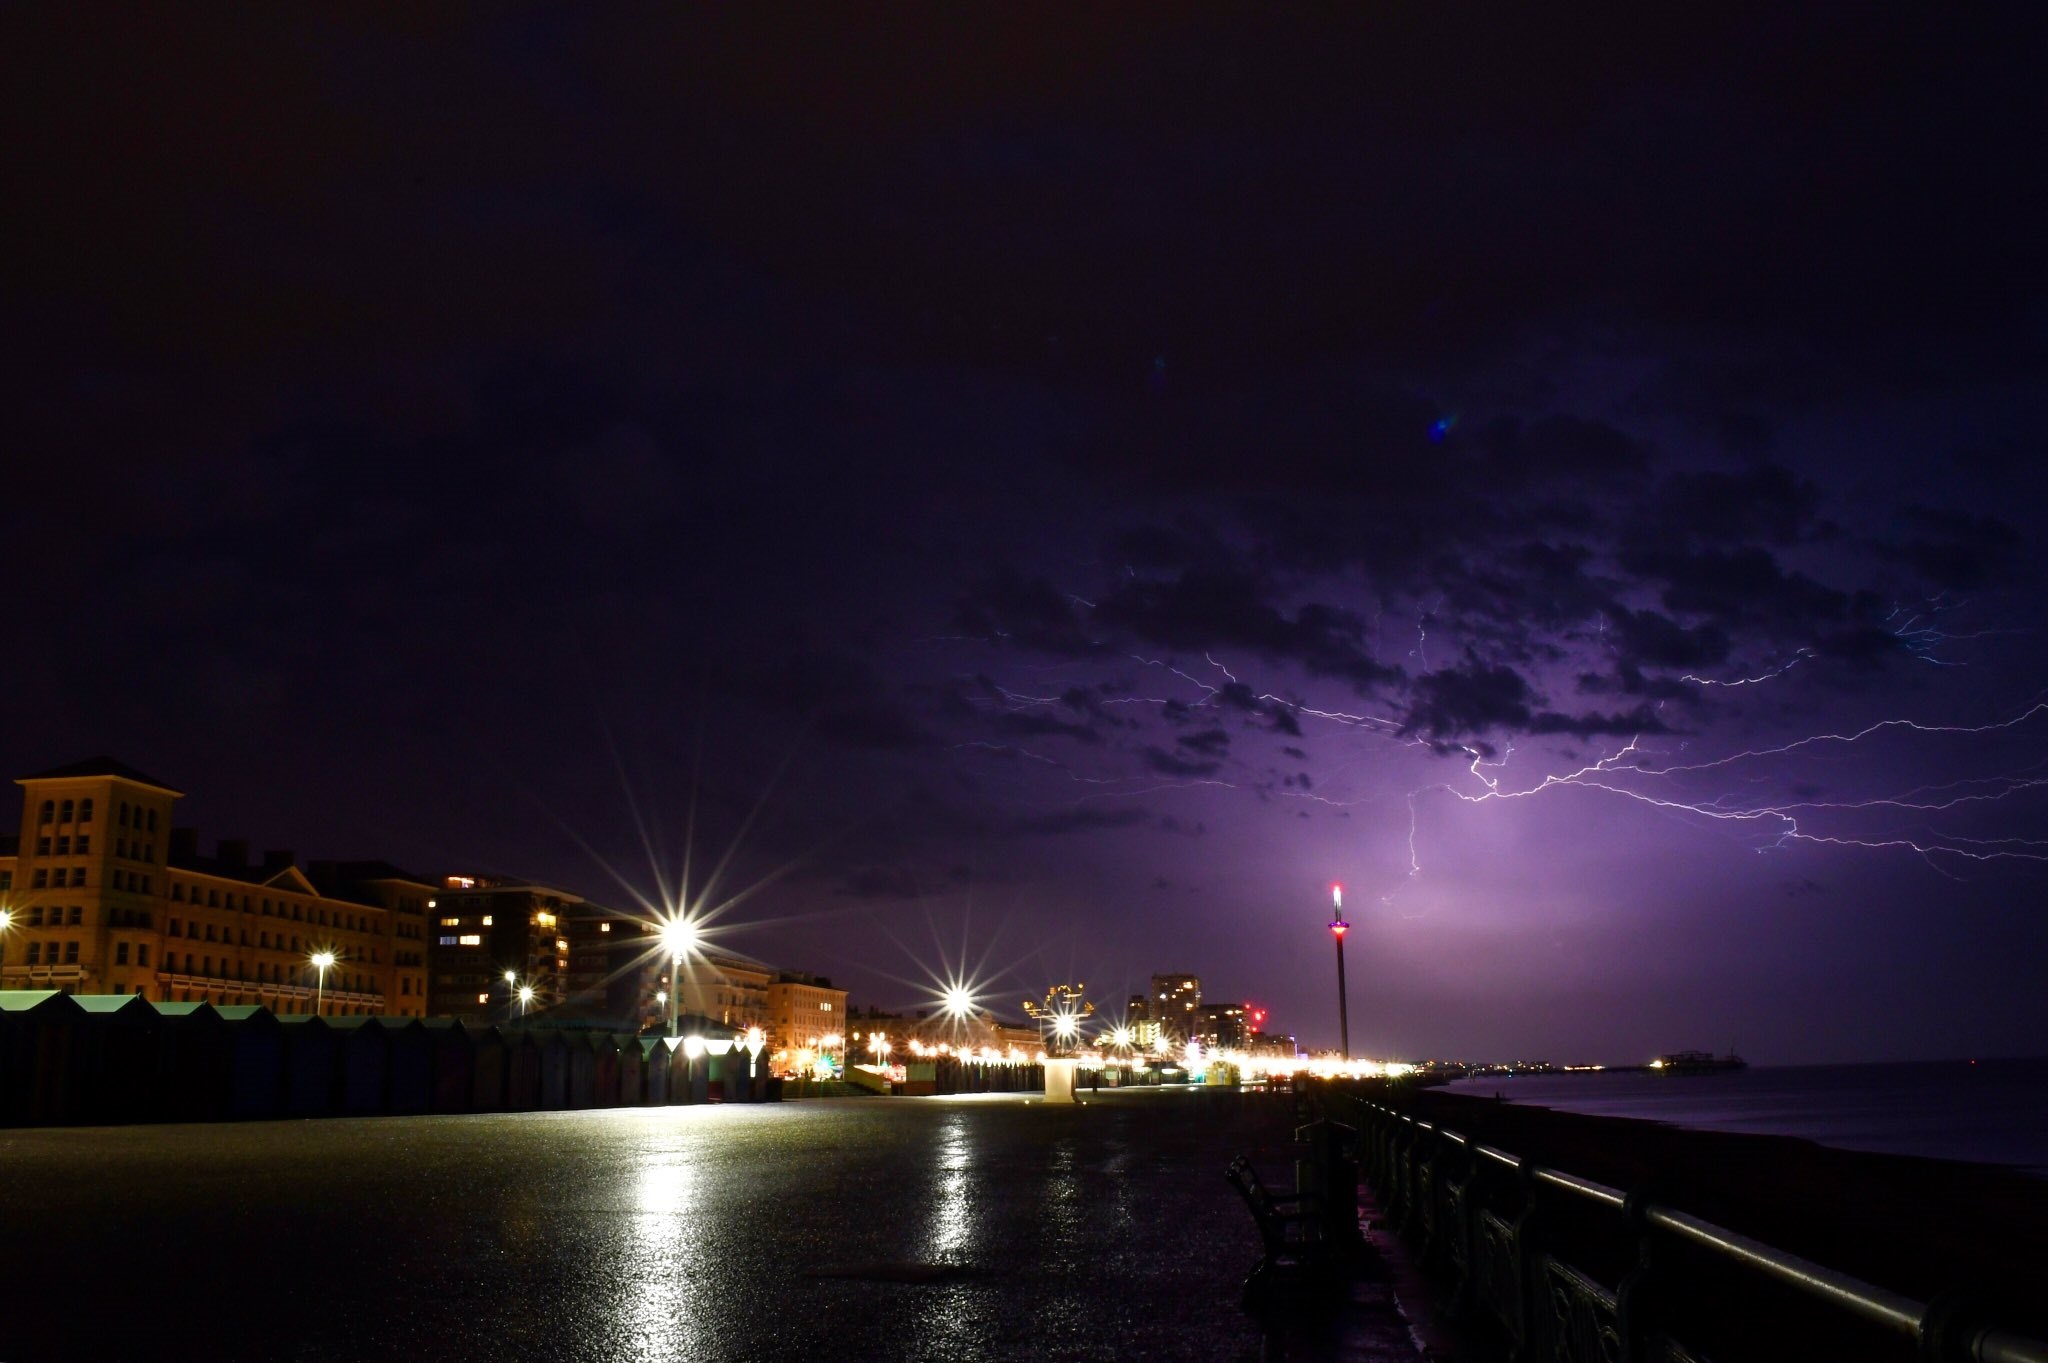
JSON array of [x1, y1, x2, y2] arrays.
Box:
[[1195, 1001, 1248, 1051], [0, 758, 431, 1015], [674, 952, 772, 1031], [1150, 972, 1201, 1045], [426, 875, 583, 1019], [1127, 993, 1159, 1048], [763, 970, 847, 1054], [561, 905, 664, 1030]]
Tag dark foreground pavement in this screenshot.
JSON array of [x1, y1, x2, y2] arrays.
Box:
[[0, 1087, 1333, 1363]]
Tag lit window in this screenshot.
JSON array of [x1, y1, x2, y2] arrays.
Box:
[[481, 915, 493, 926], [437, 936, 457, 946], [598, 922, 610, 933], [476, 993, 489, 1004], [457, 934, 482, 946], [440, 917, 460, 927]]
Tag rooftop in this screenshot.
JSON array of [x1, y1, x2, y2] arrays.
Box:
[[17, 757, 182, 793]]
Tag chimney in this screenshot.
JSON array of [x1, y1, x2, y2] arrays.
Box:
[[216, 838, 248, 869]]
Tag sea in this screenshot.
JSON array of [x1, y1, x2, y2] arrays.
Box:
[[1439, 1056, 2048, 1175]]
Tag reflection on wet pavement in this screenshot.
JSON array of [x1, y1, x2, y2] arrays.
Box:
[[0, 1088, 1292, 1363]]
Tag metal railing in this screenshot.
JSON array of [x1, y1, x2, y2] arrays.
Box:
[[1328, 1092, 2048, 1363]]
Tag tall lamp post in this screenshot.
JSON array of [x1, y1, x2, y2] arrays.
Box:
[[1328, 883, 1351, 1061], [310, 950, 337, 1017], [661, 916, 696, 1038], [0, 908, 13, 985]]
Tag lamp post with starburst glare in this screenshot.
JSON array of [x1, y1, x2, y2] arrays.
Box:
[[661, 915, 697, 1038]]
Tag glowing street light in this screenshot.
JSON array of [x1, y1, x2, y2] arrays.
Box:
[[660, 915, 698, 1038], [310, 950, 337, 1017], [869, 1031, 891, 1065], [0, 907, 12, 983], [744, 1024, 766, 1077], [942, 985, 975, 1020], [517, 984, 536, 1015]]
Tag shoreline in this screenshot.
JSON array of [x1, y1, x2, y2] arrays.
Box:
[[1387, 1085, 2048, 1332]]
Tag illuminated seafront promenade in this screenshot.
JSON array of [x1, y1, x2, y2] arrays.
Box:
[[0, 1088, 1301, 1363]]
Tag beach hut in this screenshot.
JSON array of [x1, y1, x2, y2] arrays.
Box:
[[330, 1015, 391, 1115], [0, 991, 74, 1125], [278, 1015, 339, 1117], [423, 1019, 475, 1114], [565, 1033, 596, 1109], [615, 1033, 643, 1106], [73, 994, 160, 1124], [469, 1022, 508, 1111], [215, 1006, 285, 1120], [589, 1033, 621, 1109], [148, 1000, 228, 1122], [640, 1038, 669, 1106], [536, 1030, 569, 1110], [504, 1029, 541, 1111], [381, 1017, 431, 1115]]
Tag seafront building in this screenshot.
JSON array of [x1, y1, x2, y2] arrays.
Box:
[[1196, 1001, 1249, 1051], [561, 905, 665, 1031], [1150, 972, 1201, 1044], [763, 969, 847, 1054], [0, 758, 432, 1014], [427, 874, 586, 1018]]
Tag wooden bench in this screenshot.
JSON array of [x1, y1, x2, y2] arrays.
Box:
[[1225, 1154, 1334, 1305]]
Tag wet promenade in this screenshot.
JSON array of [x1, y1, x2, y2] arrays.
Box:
[[0, 1088, 1332, 1363]]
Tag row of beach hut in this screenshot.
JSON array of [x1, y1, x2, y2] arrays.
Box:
[[0, 990, 779, 1126]]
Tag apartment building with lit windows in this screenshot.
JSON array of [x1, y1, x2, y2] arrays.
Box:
[[561, 906, 665, 1031], [0, 758, 431, 1014], [763, 970, 848, 1053], [674, 952, 773, 1031], [426, 875, 582, 1019], [1150, 973, 1201, 1045]]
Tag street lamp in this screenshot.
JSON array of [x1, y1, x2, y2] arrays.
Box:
[[744, 1024, 765, 1077], [0, 907, 12, 986], [517, 984, 536, 1015], [660, 915, 697, 1038], [310, 950, 337, 1017], [869, 1031, 890, 1067], [1329, 883, 1351, 1061]]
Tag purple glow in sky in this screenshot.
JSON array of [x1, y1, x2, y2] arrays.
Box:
[[6, 7, 2047, 1062]]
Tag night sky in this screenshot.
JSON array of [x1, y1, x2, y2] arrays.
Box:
[[10, 8, 2047, 1063]]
